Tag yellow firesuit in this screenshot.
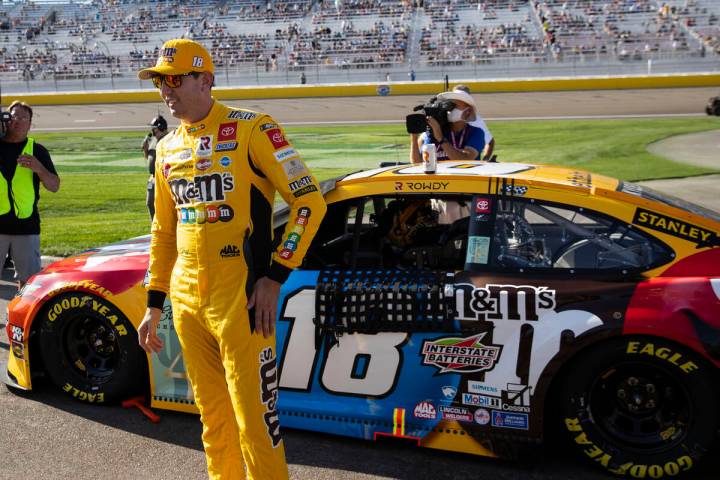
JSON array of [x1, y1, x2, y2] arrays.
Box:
[[147, 100, 326, 480]]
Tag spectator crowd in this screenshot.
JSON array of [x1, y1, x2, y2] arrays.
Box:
[[0, 0, 717, 84]]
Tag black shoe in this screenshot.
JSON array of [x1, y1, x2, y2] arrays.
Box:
[[3, 255, 13, 269]]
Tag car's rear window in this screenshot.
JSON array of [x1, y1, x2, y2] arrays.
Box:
[[618, 181, 720, 223]]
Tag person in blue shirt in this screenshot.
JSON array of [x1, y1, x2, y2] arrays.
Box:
[[410, 90, 486, 163]]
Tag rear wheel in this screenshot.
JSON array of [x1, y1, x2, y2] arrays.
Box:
[[557, 337, 719, 478], [38, 292, 147, 404]]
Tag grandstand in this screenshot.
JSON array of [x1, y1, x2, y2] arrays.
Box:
[[0, 0, 718, 93]]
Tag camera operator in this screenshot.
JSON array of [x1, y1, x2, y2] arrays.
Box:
[[453, 84, 495, 161], [409, 90, 486, 164], [0, 101, 60, 289], [141, 115, 169, 221]]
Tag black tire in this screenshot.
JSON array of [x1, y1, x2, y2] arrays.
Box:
[[557, 336, 719, 478], [38, 292, 147, 404]]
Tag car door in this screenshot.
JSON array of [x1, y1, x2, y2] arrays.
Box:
[[275, 194, 465, 443]]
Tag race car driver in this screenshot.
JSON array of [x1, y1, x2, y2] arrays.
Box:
[[135, 39, 326, 480]]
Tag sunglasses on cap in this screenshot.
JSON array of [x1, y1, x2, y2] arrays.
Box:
[[151, 72, 201, 89]]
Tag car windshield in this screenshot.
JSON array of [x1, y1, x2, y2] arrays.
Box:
[[619, 181, 720, 223]]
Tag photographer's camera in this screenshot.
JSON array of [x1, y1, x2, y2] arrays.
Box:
[[0, 110, 11, 138], [405, 97, 455, 138]]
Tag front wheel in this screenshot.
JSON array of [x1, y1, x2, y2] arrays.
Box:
[[38, 292, 147, 404], [557, 336, 719, 478]]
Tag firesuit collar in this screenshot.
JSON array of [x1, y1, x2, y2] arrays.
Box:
[[183, 99, 221, 133]]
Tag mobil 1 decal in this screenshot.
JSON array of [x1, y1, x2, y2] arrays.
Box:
[[436, 273, 636, 434]]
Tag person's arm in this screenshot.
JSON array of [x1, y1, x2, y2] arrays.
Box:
[[410, 133, 422, 164], [247, 115, 327, 337], [141, 133, 152, 159], [437, 138, 479, 161], [147, 151, 156, 176], [138, 307, 163, 353], [18, 154, 60, 192], [21, 144, 60, 192], [470, 116, 495, 160], [138, 135, 177, 352], [482, 137, 495, 161], [426, 117, 479, 161]]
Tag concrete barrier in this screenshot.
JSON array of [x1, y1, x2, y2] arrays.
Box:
[[3, 73, 719, 106]]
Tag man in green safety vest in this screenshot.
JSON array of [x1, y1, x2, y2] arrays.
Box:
[[0, 101, 60, 288]]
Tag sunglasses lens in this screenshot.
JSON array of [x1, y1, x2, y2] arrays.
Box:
[[151, 73, 193, 89], [166, 75, 182, 88]]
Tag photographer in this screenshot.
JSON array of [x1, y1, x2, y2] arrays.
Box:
[[0, 101, 59, 288], [409, 90, 486, 164], [453, 84, 495, 161], [141, 115, 169, 221]]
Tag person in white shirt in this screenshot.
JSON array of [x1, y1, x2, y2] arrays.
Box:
[[453, 84, 496, 161]]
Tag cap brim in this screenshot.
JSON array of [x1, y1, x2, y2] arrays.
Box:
[[438, 91, 478, 122], [137, 65, 188, 80]]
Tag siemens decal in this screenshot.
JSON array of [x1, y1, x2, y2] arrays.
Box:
[[169, 172, 235, 206]]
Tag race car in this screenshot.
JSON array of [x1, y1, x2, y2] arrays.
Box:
[[4, 161, 720, 478]]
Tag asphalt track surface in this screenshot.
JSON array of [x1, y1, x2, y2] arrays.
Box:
[[25, 87, 720, 131], [1, 88, 719, 479]]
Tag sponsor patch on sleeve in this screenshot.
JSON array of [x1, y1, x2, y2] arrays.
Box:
[[227, 110, 257, 120], [295, 207, 311, 225], [265, 128, 289, 149], [274, 147, 299, 162], [281, 158, 308, 179], [292, 185, 318, 198], [288, 175, 314, 191]]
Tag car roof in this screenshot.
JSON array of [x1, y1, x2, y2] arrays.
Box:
[[338, 161, 620, 193], [326, 161, 719, 229], [271, 162, 719, 231], [339, 161, 620, 190]]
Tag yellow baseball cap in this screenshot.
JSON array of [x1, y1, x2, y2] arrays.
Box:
[[137, 38, 214, 80]]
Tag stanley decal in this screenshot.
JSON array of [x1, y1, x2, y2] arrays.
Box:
[[633, 208, 719, 248]]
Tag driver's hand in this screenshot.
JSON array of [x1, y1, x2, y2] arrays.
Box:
[[247, 276, 281, 338], [138, 307, 163, 353]]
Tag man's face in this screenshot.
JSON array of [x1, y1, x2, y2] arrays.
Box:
[[453, 101, 473, 121], [158, 72, 205, 122], [8, 107, 31, 138]]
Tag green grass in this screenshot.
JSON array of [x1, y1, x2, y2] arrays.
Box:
[[33, 117, 720, 256]]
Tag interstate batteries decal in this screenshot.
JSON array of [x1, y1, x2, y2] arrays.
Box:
[[421, 333, 502, 374]]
